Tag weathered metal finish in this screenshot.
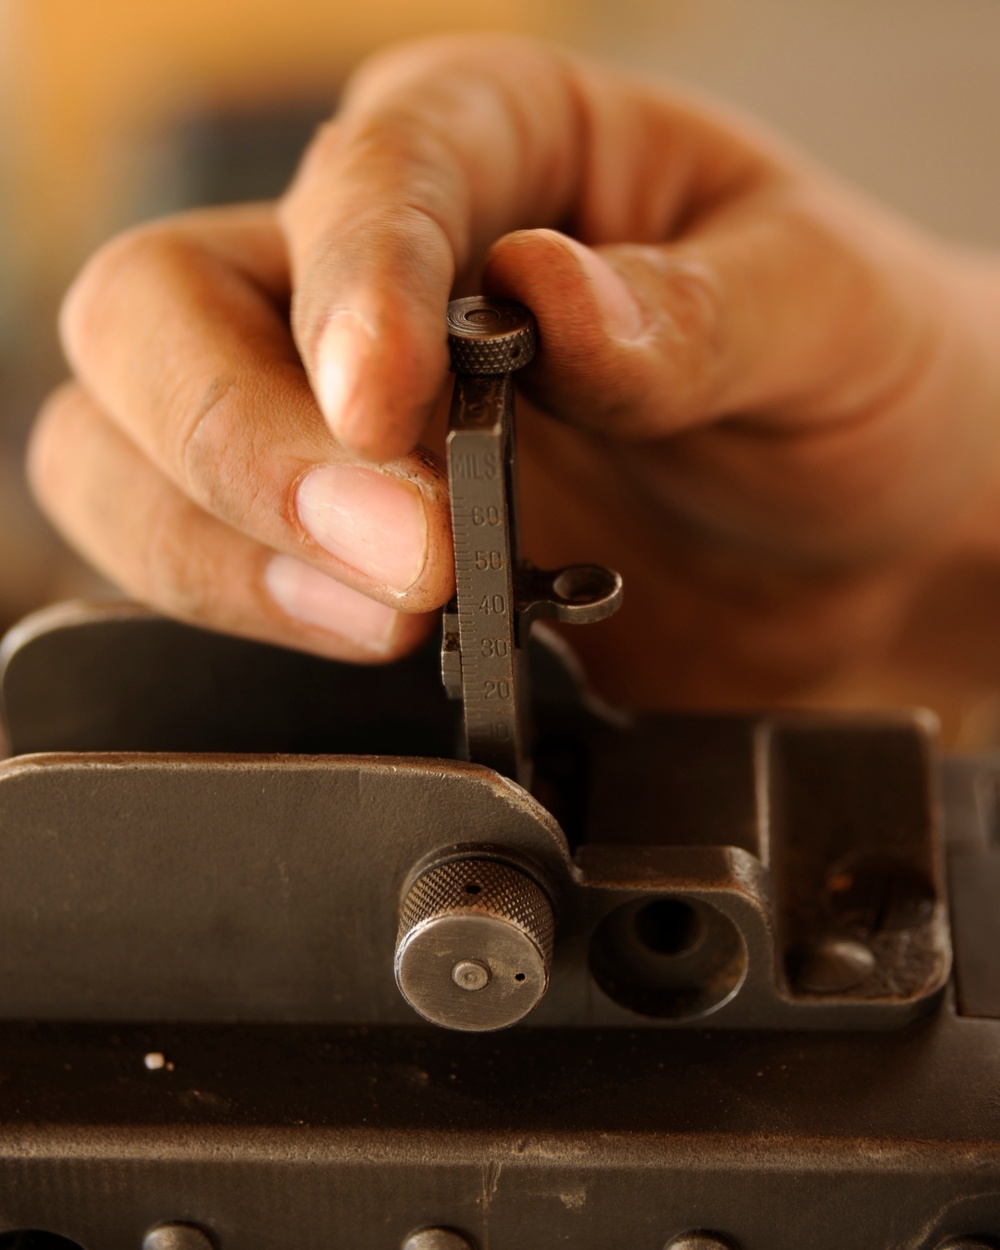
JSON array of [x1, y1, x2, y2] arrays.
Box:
[[445, 297, 537, 376], [394, 856, 555, 1031], [142, 1226, 215, 1250], [0, 751, 571, 1024], [0, 600, 460, 759], [443, 296, 621, 785], [401, 1230, 475, 1250], [0, 602, 998, 1246], [0, 604, 951, 1029], [0, 1016, 998, 1248]]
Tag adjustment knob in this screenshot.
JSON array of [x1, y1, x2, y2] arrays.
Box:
[[394, 857, 554, 1031], [446, 297, 537, 375]]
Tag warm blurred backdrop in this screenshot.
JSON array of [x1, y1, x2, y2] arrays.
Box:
[[2, 0, 1000, 729]]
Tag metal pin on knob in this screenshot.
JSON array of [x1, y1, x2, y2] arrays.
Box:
[[394, 857, 555, 1031]]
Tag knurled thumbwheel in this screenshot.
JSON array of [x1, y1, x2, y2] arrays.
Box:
[[446, 296, 537, 375], [394, 858, 555, 1031]]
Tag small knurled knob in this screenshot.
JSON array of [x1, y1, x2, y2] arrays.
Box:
[[394, 857, 554, 1031], [446, 297, 537, 375]]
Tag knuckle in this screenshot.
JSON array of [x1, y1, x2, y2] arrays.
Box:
[[144, 494, 222, 626], [606, 244, 727, 432], [59, 222, 199, 364], [654, 252, 727, 419], [174, 377, 241, 510]]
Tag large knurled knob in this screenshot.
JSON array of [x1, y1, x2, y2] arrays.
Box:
[[446, 296, 537, 375], [394, 857, 554, 1031]]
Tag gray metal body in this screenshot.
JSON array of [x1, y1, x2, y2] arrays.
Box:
[[0, 604, 998, 1248]]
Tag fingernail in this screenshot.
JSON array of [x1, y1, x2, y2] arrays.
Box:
[[562, 236, 645, 340], [316, 311, 375, 435], [265, 554, 397, 651], [296, 463, 427, 592]]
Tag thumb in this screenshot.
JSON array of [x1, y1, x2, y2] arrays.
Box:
[[481, 209, 932, 440]]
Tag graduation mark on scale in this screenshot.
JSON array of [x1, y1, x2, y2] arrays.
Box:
[[441, 296, 623, 787]]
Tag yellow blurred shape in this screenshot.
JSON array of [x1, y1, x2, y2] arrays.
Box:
[[3, 0, 567, 284]]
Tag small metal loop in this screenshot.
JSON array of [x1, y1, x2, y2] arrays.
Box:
[[516, 563, 623, 627]]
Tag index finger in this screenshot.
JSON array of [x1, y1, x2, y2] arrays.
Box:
[[277, 33, 773, 462]]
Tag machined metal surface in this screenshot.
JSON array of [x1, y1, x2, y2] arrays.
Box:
[[394, 856, 555, 1030], [0, 1015, 999, 1248], [0, 603, 954, 1030], [142, 1226, 215, 1250], [0, 586, 996, 1246], [443, 296, 621, 785]]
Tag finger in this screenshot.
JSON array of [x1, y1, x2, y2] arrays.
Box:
[[28, 384, 435, 661], [481, 197, 942, 442], [58, 204, 453, 612], [278, 33, 776, 462]]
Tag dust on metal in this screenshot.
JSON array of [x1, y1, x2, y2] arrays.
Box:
[[443, 296, 622, 787], [394, 855, 555, 1031]]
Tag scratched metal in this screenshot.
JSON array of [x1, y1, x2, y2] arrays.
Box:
[[445, 371, 524, 781], [442, 297, 622, 787]]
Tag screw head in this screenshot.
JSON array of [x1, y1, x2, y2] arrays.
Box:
[[452, 958, 491, 991], [402, 1229, 475, 1250], [143, 1225, 215, 1250]]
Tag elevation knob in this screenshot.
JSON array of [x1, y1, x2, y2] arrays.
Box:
[[446, 296, 537, 375], [394, 857, 554, 1031]]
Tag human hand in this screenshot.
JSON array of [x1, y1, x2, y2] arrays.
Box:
[[29, 34, 1000, 707]]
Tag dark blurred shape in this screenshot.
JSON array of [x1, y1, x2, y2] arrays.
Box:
[[138, 99, 333, 215]]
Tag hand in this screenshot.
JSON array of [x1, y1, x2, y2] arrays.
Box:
[[29, 34, 1000, 709]]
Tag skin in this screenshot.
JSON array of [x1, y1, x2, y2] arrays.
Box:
[[27, 34, 1000, 726]]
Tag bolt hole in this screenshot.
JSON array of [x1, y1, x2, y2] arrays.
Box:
[[634, 898, 703, 956], [514, 972, 526, 982], [465, 883, 481, 895]]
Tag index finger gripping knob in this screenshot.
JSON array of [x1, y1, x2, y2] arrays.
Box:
[[447, 297, 537, 375]]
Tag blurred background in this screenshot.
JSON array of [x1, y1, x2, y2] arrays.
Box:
[[2, 0, 1000, 678]]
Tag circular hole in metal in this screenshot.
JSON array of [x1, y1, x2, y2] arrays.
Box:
[[589, 897, 746, 1020], [465, 882, 481, 895], [514, 972, 526, 982], [0, 1236, 88, 1250], [552, 565, 617, 605], [634, 898, 704, 956]]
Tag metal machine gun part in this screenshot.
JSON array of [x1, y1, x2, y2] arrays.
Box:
[[440, 296, 622, 787], [0, 604, 996, 1248], [394, 854, 555, 1031]]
